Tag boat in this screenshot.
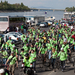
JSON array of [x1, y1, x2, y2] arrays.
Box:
[[45, 16, 55, 21], [63, 12, 75, 19]]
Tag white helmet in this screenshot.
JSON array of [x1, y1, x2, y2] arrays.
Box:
[[61, 48, 63, 51], [0, 69, 5, 73], [13, 45, 15, 48]]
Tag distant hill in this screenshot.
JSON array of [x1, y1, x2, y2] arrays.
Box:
[[65, 6, 75, 12], [0, 1, 30, 12]]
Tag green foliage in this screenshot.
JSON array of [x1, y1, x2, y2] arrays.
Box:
[[0, 1, 30, 11], [65, 6, 75, 12]]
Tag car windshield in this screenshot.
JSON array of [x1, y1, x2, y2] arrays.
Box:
[[13, 35, 17, 37], [41, 22, 44, 24], [15, 33, 19, 35]]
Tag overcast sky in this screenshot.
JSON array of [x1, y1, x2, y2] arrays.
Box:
[[2, 0, 75, 9]]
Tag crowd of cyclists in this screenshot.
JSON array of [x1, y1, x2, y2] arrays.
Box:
[[0, 20, 75, 75]]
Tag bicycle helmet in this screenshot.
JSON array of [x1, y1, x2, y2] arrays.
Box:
[[61, 48, 63, 51], [0, 69, 5, 73], [25, 53, 29, 57]]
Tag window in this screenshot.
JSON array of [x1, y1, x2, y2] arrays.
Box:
[[0, 17, 8, 21]]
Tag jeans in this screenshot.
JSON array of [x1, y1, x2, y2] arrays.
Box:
[[24, 29, 26, 33], [61, 61, 65, 69], [32, 61, 36, 71], [74, 46, 75, 51], [51, 58, 56, 69], [3, 58, 7, 65], [48, 50, 51, 59]]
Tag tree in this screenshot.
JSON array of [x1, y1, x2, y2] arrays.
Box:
[[0, 1, 30, 11], [21, 3, 24, 7]]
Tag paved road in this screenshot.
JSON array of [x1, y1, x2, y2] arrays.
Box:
[[37, 52, 75, 75], [15, 26, 75, 75]]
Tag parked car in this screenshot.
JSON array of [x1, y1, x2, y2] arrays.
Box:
[[4, 32, 22, 44], [40, 22, 48, 27], [36, 22, 41, 26], [31, 21, 36, 26], [47, 21, 53, 26], [5, 32, 22, 38]]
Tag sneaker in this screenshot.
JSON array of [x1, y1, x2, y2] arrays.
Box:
[[34, 71, 36, 73], [64, 66, 65, 68], [53, 69, 56, 72], [62, 69, 64, 72]]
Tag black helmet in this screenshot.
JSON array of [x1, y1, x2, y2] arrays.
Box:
[[25, 53, 29, 57]]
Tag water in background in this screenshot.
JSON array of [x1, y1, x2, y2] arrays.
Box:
[[0, 11, 65, 20]]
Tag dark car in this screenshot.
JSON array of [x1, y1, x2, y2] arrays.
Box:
[[40, 22, 48, 27], [36, 22, 41, 26]]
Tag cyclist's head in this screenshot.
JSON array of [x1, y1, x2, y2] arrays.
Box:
[[21, 49, 24, 52], [11, 52, 14, 56], [47, 40, 50, 43], [61, 48, 64, 52], [26, 44, 29, 47], [25, 53, 29, 59], [37, 33, 39, 35], [31, 44, 34, 47], [36, 40, 39, 42], [13, 46, 15, 49], [49, 36, 52, 39], [31, 50, 34, 53], [42, 44, 45, 48], [9, 37, 11, 40], [43, 30, 45, 32]]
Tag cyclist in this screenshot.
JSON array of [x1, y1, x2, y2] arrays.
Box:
[[5, 52, 18, 75], [29, 44, 36, 53], [0, 49, 8, 65], [30, 50, 36, 73], [51, 48, 57, 72], [7, 37, 12, 45], [57, 48, 68, 72], [46, 40, 52, 59], [11, 46, 18, 56], [23, 53, 33, 74], [39, 44, 47, 64], [1, 42, 6, 50], [23, 44, 29, 54], [0, 68, 9, 75]]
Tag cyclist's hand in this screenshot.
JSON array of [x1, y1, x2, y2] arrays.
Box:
[[16, 65, 18, 68], [38, 54, 41, 56], [5, 63, 7, 66]]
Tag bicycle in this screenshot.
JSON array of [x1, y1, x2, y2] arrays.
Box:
[[55, 57, 61, 70]]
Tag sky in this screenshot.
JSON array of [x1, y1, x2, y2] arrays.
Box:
[[1, 0, 75, 9]]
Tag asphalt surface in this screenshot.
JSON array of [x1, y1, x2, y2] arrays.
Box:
[[6, 26, 75, 75]]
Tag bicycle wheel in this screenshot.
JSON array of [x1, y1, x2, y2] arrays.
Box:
[[56, 58, 60, 70]]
